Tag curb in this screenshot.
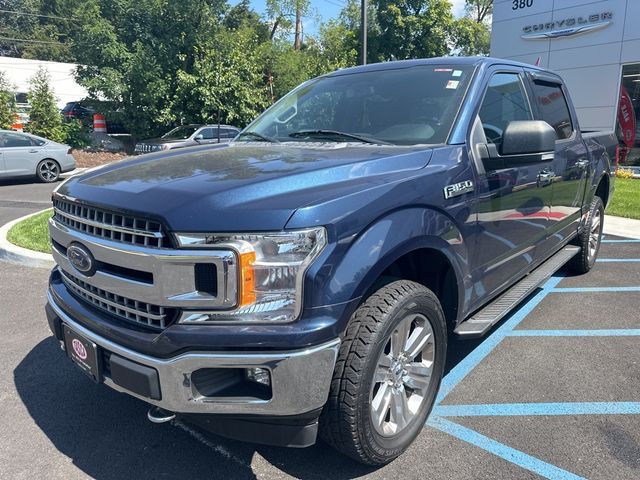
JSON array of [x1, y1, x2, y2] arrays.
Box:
[[0, 210, 55, 269], [61, 167, 87, 179]]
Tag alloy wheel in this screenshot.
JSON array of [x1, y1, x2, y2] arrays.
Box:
[[588, 208, 602, 261], [369, 313, 435, 437], [39, 160, 59, 181]]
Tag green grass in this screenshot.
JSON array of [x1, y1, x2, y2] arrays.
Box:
[[7, 209, 53, 253], [606, 178, 640, 220]]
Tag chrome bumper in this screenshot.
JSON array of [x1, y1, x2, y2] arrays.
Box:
[[48, 292, 340, 416]]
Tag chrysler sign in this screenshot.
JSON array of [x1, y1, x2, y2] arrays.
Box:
[[522, 12, 612, 40]]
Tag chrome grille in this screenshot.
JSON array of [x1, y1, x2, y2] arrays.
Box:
[[60, 269, 174, 330], [53, 197, 166, 248]]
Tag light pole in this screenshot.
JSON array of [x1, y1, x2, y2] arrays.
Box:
[[360, 0, 367, 65]]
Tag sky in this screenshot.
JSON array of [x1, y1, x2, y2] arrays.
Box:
[[230, 0, 468, 37]]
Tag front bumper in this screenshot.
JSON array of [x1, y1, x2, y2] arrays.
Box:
[[46, 292, 340, 417]]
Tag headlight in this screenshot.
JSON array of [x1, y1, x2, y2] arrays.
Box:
[[175, 228, 327, 323]]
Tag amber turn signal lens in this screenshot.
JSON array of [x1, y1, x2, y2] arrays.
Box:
[[239, 251, 256, 307]]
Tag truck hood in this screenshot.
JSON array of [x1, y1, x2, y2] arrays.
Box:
[[57, 143, 434, 231]]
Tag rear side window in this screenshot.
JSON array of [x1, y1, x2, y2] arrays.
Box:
[[531, 81, 573, 140], [199, 128, 214, 139], [2, 133, 34, 147], [478, 72, 533, 148]]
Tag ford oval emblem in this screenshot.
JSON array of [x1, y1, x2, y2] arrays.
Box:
[[67, 243, 96, 276]]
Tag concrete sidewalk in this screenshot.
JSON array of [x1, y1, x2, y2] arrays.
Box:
[[604, 214, 640, 239]]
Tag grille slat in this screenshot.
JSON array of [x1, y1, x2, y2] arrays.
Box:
[[60, 269, 173, 330], [53, 198, 166, 248]]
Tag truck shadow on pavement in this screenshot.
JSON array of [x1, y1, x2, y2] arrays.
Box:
[[14, 337, 394, 479]]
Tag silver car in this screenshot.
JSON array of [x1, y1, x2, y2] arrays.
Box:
[[134, 124, 240, 154], [0, 130, 76, 182]]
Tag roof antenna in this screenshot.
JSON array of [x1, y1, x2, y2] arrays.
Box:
[[534, 57, 541, 67]]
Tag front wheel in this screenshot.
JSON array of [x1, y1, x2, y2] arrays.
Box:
[[320, 280, 447, 465], [568, 196, 604, 274], [36, 159, 60, 183]]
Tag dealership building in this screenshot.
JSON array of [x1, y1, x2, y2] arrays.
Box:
[[491, 0, 640, 164]]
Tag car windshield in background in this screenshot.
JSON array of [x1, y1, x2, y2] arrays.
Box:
[[242, 64, 475, 146], [161, 126, 198, 140]]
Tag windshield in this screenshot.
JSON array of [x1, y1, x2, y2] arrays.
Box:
[[242, 64, 474, 146], [162, 126, 199, 140]]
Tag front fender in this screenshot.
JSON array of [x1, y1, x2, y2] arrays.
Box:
[[304, 207, 472, 328]]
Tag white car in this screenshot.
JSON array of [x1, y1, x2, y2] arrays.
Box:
[[0, 130, 76, 182]]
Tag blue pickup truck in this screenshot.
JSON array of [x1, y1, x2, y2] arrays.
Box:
[[45, 57, 616, 465]]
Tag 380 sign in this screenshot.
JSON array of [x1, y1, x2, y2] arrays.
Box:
[[513, 0, 534, 10]]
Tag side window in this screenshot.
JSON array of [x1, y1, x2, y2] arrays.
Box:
[[3, 133, 33, 147], [478, 72, 533, 148], [531, 81, 573, 140], [198, 128, 214, 140]]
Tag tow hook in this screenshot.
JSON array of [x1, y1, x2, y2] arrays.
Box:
[[147, 406, 176, 424]]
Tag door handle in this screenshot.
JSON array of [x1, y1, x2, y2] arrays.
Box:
[[576, 159, 590, 169], [28, 150, 38, 153], [537, 170, 554, 187]]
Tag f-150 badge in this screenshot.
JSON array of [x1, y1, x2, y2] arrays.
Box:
[[444, 180, 474, 199]]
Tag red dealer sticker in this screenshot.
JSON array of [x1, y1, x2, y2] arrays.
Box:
[[618, 86, 636, 148]]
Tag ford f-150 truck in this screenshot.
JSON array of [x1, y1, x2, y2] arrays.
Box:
[[45, 57, 616, 465]]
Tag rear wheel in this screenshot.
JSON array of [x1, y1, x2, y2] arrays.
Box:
[[568, 195, 604, 274], [36, 159, 60, 183], [320, 280, 447, 465]]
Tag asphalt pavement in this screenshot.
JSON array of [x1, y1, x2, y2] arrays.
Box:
[[1, 180, 640, 479]]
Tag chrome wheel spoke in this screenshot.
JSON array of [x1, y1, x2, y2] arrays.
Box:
[[390, 319, 410, 358], [374, 355, 391, 383], [389, 388, 410, 431], [404, 323, 432, 359], [371, 382, 393, 428], [403, 362, 432, 392]]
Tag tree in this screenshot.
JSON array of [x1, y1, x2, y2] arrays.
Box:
[[452, 17, 490, 56], [26, 67, 63, 141], [266, 0, 311, 49], [372, 0, 455, 61], [177, 27, 271, 127], [0, 70, 17, 129], [465, 0, 492, 23]]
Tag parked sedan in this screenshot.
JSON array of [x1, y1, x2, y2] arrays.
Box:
[[134, 124, 240, 154], [0, 130, 76, 183]]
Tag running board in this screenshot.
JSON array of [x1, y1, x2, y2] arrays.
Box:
[[454, 245, 580, 338]]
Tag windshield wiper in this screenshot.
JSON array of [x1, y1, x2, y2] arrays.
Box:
[[235, 131, 279, 143], [288, 130, 392, 145]]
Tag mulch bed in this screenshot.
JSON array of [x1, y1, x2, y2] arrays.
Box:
[[71, 150, 128, 168]]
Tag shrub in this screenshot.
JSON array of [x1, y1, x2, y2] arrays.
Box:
[[25, 67, 64, 142], [616, 168, 635, 179], [61, 119, 90, 148]]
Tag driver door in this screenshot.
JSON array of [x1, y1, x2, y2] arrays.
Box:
[[472, 70, 555, 298]]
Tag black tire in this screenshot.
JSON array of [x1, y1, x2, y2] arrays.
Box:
[[320, 280, 447, 465], [36, 159, 61, 183], [568, 195, 604, 274]]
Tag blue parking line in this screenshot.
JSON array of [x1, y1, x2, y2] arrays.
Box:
[[508, 329, 640, 337], [436, 275, 564, 404], [553, 287, 640, 293], [597, 258, 640, 262], [601, 239, 640, 243], [427, 416, 586, 480], [433, 402, 640, 417]]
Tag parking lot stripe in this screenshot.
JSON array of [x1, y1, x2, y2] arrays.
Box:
[[427, 416, 586, 480], [507, 329, 640, 336], [433, 402, 640, 417], [601, 239, 640, 243], [596, 258, 640, 262], [553, 286, 640, 293], [436, 275, 564, 404]]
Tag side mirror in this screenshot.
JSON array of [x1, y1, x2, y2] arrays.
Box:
[[501, 120, 556, 156], [194, 133, 204, 141]]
